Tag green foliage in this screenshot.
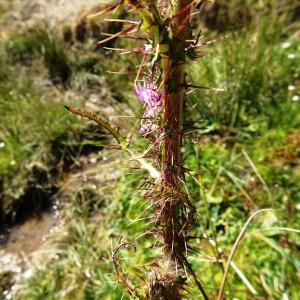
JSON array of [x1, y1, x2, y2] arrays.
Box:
[[14, 172, 154, 300], [0, 1, 12, 19], [182, 14, 300, 297], [188, 17, 300, 128], [0, 42, 85, 215], [6, 30, 72, 86], [0, 82, 71, 177], [202, 0, 297, 32]]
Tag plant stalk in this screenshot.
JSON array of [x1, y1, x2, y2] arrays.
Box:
[[160, 0, 192, 261]]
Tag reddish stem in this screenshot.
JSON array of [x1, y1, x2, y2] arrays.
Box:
[[160, 0, 192, 259]]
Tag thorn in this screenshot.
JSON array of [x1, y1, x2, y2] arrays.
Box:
[[101, 33, 146, 40], [104, 18, 140, 25], [98, 24, 137, 45], [87, 1, 121, 19], [103, 46, 147, 54], [182, 84, 209, 89], [103, 46, 129, 51]]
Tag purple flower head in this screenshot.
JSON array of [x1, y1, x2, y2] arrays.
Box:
[[135, 80, 162, 137], [135, 81, 162, 109]]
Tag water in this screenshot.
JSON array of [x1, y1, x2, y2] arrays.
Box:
[[0, 212, 57, 255], [0, 202, 60, 299]]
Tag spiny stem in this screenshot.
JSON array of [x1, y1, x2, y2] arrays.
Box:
[[79, 0, 212, 298], [159, 0, 193, 260]]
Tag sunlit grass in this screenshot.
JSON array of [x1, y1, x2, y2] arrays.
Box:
[[188, 16, 300, 128]]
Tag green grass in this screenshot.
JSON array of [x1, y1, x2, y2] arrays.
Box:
[[0, 34, 87, 216], [0, 24, 122, 219], [14, 172, 153, 300], [5, 30, 72, 86], [1, 3, 300, 300], [188, 17, 300, 128], [182, 128, 300, 298], [0, 2, 12, 19], [182, 11, 299, 298]]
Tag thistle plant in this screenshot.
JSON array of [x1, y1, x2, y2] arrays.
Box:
[[66, 0, 211, 298]]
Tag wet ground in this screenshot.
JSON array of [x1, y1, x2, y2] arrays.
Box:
[[0, 213, 57, 255], [0, 148, 122, 299], [0, 208, 59, 300]]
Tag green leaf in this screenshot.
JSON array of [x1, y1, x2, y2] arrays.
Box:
[[140, 18, 150, 31], [207, 193, 223, 204]]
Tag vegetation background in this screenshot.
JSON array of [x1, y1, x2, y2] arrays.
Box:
[[0, 0, 299, 299]]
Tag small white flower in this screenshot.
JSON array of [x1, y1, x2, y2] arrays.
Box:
[[282, 293, 289, 300], [11, 266, 21, 273], [10, 160, 16, 166], [144, 44, 152, 52], [287, 53, 296, 59], [1, 255, 12, 265], [281, 42, 290, 49], [210, 239, 216, 247], [24, 268, 33, 279], [84, 268, 91, 278], [292, 95, 299, 102], [0, 142, 5, 148], [89, 157, 97, 164], [288, 85, 296, 91], [5, 294, 12, 300]]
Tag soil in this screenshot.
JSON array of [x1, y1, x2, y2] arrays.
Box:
[[0, 213, 57, 255], [4, 0, 106, 26]]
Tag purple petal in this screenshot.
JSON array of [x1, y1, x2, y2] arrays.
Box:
[[135, 83, 161, 107]]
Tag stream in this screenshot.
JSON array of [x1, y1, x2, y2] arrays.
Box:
[[0, 200, 60, 299]]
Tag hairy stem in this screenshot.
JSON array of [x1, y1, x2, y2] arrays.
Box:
[[160, 0, 192, 260]]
